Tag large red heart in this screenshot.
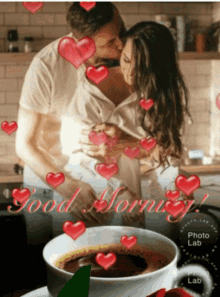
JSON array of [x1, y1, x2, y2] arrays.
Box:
[[58, 37, 96, 69], [22, 2, 43, 14], [63, 221, 86, 240], [140, 138, 156, 152], [95, 252, 117, 270], [96, 163, 118, 180], [1, 121, 18, 135], [93, 199, 108, 211], [86, 65, 109, 84], [80, 2, 96, 11], [146, 288, 166, 297], [175, 175, 200, 196], [139, 98, 154, 111], [165, 190, 180, 201], [124, 147, 140, 159], [164, 201, 185, 218], [12, 188, 31, 203], [120, 235, 137, 249], [46, 172, 65, 188], [89, 131, 108, 146]]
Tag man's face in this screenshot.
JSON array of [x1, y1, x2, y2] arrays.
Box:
[[86, 10, 127, 68]]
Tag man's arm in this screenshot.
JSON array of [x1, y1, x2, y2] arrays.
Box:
[[15, 106, 107, 224]]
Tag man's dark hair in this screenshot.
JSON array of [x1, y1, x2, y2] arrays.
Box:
[[67, 2, 116, 37]]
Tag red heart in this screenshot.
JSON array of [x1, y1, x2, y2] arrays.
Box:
[[164, 201, 185, 217], [89, 131, 108, 146], [93, 199, 108, 211], [63, 221, 86, 240], [146, 288, 166, 297], [12, 188, 31, 203], [1, 121, 18, 135], [95, 252, 117, 270], [165, 190, 180, 201], [86, 65, 109, 84], [175, 175, 200, 196], [139, 98, 154, 111], [120, 235, 137, 249], [166, 288, 193, 297], [46, 172, 65, 188], [58, 37, 96, 69], [140, 138, 156, 151], [96, 163, 118, 180], [124, 147, 140, 159], [80, 2, 96, 11], [22, 2, 43, 14]]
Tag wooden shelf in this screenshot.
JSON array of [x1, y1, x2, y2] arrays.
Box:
[[0, 52, 220, 64], [180, 164, 220, 174]]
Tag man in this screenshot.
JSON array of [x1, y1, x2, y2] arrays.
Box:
[[16, 2, 127, 247]]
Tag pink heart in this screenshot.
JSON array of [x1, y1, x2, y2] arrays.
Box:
[[63, 221, 86, 240], [22, 2, 43, 14], [11, 188, 31, 203], [89, 131, 108, 146], [86, 65, 109, 84], [95, 252, 117, 270], [164, 201, 185, 218], [124, 147, 140, 159], [58, 37, 96, 69], [139, 98, 154, 111], [96, 163, 118, 180], [165, 190, 180, 201], [80, 2, 96, 11], [120, 235, 137, 249], [175, 175, 200, 196], [46, 172, 65, 188], [93, 199, 108, 211], [140, 138, 156, 151], [1, 121, 18, 135]]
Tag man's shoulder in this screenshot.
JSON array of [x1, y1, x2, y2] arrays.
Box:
[[33, 32, 74, 69]]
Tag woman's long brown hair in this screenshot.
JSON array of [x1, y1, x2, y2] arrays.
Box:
[[125, 21, 192, 173]]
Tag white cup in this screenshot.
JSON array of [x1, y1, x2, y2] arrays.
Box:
[[43, 226, 213, 297]]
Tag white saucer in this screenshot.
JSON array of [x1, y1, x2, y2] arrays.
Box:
[[21, 286, 50, 297]]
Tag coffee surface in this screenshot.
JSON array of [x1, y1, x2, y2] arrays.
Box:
[[56, 243, 170, 278]]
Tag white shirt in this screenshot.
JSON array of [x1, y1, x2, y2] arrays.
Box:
[[64, 69, 180, 200]]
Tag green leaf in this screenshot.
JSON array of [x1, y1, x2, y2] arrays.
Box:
[[58, 265, 91, 297]]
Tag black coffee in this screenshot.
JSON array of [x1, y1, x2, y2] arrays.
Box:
[[56, 243, 170, 278]]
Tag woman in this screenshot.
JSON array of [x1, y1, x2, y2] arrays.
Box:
[[64, 21, 192, 235]]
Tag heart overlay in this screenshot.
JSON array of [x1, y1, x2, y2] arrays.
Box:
[[164, 201, 185, 217], [80, 2, 96, 11], [12, 188, 31, 203], [46, 172, 65, 188], [139, 98, 154, 111], [89, 131, 108, 146], [22, 2, 43, 14], [95, 252, 117, 270], [1, 121, 18, 135], [96, 163, 118, 180], [165, 190, 180, 201], [124, 147, 140, 159], [175, 175, 200, 196], [86, 65, 109, 84], [140, 138, 156, 151], [120, 235, 137, 249], [93, 199, 108, 211], [63, 221, 86, 240], [58, 37, 96, 69]]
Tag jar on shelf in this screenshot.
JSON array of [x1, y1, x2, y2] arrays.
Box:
[[7, 30, 19, 52], [24, 37, 34, 53]]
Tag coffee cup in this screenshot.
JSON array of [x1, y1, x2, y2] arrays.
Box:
[[43, 226, 213, 297]]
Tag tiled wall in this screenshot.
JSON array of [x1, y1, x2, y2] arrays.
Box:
[[0, 2, 217, 163]]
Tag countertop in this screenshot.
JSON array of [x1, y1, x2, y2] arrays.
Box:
[[0, 163, 23, 183]]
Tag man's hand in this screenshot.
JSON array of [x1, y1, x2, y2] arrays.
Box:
[[56, 178, 112, 226]]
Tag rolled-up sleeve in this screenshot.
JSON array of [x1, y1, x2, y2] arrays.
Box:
[[19, 57, 52, 114]]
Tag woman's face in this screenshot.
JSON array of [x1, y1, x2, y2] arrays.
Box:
[[120, 38, 135, 86]]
